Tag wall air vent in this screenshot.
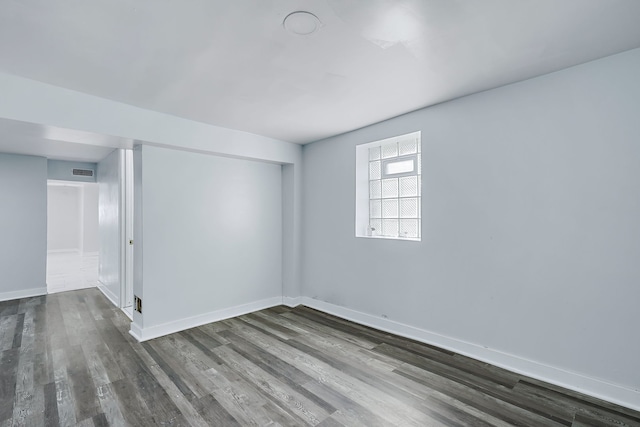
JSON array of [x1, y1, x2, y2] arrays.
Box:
[[72, 169, 94, 177]]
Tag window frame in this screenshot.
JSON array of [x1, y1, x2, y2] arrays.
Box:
[[355, 131, 422, 242], [381, 154, 418, 179]]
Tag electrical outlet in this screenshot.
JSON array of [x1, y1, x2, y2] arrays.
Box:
[[134, 295, 142, 313]]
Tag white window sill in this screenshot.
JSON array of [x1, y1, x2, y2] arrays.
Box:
[[357, 235, 421, 242]]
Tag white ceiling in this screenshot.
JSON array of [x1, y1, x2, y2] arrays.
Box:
[[1, 0, 640, 153]]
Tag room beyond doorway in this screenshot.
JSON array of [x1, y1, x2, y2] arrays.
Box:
[[46, 180, 99, 294]]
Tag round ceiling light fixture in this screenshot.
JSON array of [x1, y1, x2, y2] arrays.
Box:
[[283, 11, 321, 36]]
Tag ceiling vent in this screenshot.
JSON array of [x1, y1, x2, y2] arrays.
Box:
[[283, 11, 321, 36], [72, 168, 94, 177]]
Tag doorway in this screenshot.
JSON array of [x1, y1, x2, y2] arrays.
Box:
[[46, 181, 99, 294], [95, 148, 134, 318]]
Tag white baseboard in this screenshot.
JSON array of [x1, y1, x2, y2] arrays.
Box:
[[97, 281, 120, 307], [282, 296, 303, 307], [297, 297, 640, 413], [47, 249, 81, 255], [129, 296, 283, 342], [47, 282, 97, 295], [121, 305, 133, 321], [0, 287, 47, 302], [129, 323, 143, 341]]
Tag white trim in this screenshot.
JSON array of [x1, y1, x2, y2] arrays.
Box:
[[121, 306, 133, 320], [282, 296, 303, 308], [97, 280, 119, 307], [298, 297, 640, 412], [381, 154, 417, 178], [355, 131, 422, 241], [47, 249, 81, 255], [118, 149, 127, 310], [129, 323, 143, 341], [129, 296, 283, 342], [47, 282, 97, 295], [79, 184, 85, 254], [47, 180, 86, 188], [0, 287, 47, 302], [356, 131, 421, 151], [123, 149, 135, 309]]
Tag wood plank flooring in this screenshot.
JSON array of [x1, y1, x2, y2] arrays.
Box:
[[1, 289, 639, 426]]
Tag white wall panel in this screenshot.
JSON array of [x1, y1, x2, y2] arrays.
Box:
[[134, 146, 282, 334]]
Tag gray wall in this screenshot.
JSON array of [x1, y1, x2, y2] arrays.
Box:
[[302, 48, 640, 397], [97, 149, 122, 305], [135, 146, 283, 333], [0, 153, 47, 299], [48, 159, 97, 182]]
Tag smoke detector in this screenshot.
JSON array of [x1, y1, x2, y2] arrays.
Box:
[[283, 11, 321, 36]]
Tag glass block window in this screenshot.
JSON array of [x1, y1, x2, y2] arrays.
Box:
[[367, 137, 421, 239]]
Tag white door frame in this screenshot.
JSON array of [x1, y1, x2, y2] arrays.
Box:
[[119, 149, 135, 315]]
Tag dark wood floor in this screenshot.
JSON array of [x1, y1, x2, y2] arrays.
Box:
[[1, 289, 639, 426]]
